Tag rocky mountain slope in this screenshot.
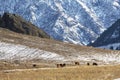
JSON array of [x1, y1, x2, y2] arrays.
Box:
[[89, 19, 120, 50], [0, 13, 51, 39], [0, 0, 120, 45], [0, 28, 120, 64]]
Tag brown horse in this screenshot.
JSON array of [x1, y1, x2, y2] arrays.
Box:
[[56, 63, 66, 68], [75, 62, 80, 65], [33, 64, 37, 68], [93, 62, 98, 66], [87, 63, 90, 66]]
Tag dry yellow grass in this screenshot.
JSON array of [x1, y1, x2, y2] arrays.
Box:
[[0, 60, 56, 70], [0, 27, 120, 80], [0, 65, 120, 80]]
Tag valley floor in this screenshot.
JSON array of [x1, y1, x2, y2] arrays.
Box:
[[0, 65, 120, 80]]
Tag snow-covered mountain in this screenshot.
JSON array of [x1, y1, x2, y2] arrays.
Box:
[[0, 0, 120, 45], [89, 19, 120, 50]]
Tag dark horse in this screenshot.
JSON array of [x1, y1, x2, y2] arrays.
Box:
[[57, 63, 66, 68], [75, 62, 80, 65], [93, 62, 98, 66]]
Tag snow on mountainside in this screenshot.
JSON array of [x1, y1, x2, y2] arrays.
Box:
[[0, 0, 120, 45], [0, 41, 120, 64], [89, 19, 120, 50], [0, 41, 64, 61], [0, 28, 120, 64], [98, 43, 120, 50]]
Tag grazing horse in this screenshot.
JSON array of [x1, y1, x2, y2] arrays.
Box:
[[87, 63, 90, 66], [57, 63, 66, 68], [33, 64, 37, 68], [62, 63, 66, 67], [93, 62, 98, 66], [75, 62, 80, 65]]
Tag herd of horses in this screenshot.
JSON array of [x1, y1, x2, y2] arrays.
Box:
[[32, 61, 98, 68], [56, 62, 98, 68]]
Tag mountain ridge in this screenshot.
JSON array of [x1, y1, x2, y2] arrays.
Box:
[[0, 12, 51, 39], [89, 19, 120, 50]]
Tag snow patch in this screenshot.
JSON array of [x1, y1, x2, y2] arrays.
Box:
[[98, 43, 120, 50], [113, 1, 120, 7], [0, 41, 64, 61], [114, 78, 120, 80], [111, 29, 119, 39]]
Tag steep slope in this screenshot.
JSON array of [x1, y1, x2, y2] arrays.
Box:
[[89, 19, 120, 50], [0, 28, 120, 64], [0, 0, 120, 45], [0, 13, 51, 39]]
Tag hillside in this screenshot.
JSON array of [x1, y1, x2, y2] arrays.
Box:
[[0, 28, 120, 65], [89, 19, 120, 50], [0, 13, 51, 39]]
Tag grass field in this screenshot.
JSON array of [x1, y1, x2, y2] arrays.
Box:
[[0, 65, 120, 80], [0, 27, 120, 80]]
